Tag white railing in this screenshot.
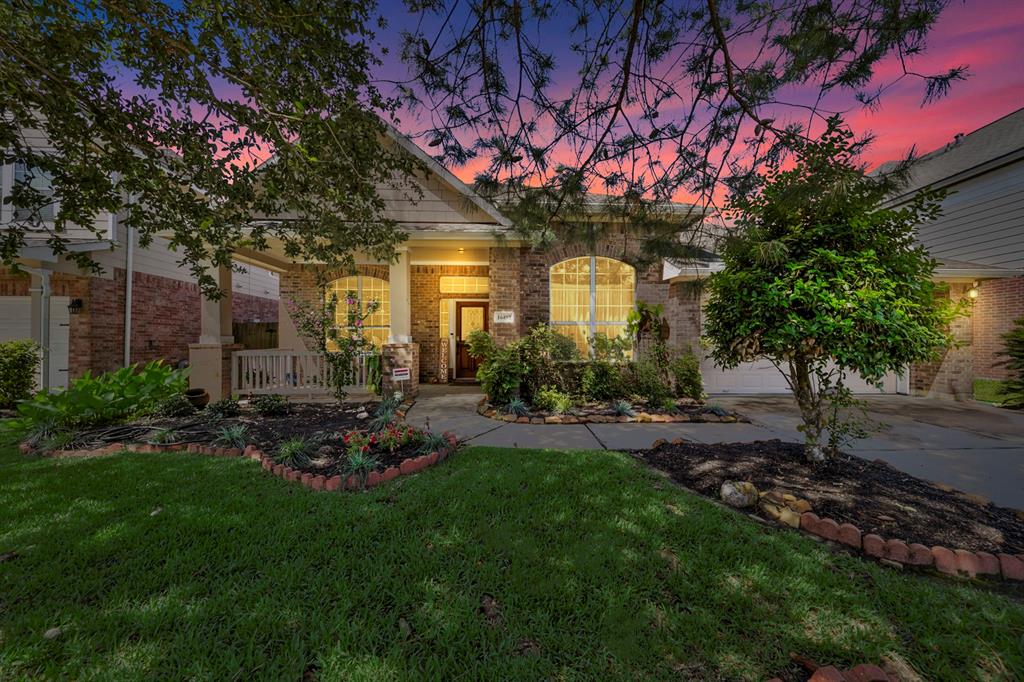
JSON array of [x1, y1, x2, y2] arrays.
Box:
[[231, 350, 371, 396]]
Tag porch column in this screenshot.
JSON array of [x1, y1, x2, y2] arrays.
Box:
[[199, 265, 234, 344], [388, 247, 412, 343], [189, 264, 241, 401]]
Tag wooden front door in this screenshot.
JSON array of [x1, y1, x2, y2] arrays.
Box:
[[455, 302, 489, 379]]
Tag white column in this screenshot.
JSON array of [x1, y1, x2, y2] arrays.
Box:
[[388, 248, 412, 343], [199, 264, 234, 344]]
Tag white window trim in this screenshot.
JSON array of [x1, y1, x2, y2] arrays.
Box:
[[327, 274, 391, 344], [1, 158, 60, 227]]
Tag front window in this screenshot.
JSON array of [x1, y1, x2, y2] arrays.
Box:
[[549, 256, 635, 353], [325, 275, 390, 348], [12, 161, 56, 223]]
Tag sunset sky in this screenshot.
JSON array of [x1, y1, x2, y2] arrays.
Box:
[[379, 0, 1024, 183]]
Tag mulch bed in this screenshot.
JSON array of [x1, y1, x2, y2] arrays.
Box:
[[636, 439, 1024, 555], [479, 400, 747, 424]]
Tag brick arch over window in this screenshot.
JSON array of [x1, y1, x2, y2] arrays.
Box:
[[549, 256, 635, 353]]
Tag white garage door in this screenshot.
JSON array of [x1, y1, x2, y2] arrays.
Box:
[[0, 296, 70, 390], [700, 353, 902, 395]]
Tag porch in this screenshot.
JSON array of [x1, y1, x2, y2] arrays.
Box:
[[188, 238, 523, 401]]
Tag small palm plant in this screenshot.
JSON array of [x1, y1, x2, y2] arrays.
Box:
[[274, 437, 313, 468], [502, 398, 530, 417]]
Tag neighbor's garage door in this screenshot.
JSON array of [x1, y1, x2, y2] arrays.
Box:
[[0, 296, 70, 390]]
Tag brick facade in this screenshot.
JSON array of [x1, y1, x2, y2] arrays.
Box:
[[971, 275, 1024, 380], [1, 266, 276, 380], [381, 342, 419, 397], [488, 248, 521, 346], [517, 229, 700, 350], [910, 282, 974, 399], [411, 264, 489, 382]]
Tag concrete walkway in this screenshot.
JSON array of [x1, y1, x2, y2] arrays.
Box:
[[406, 385, 1024, 509]]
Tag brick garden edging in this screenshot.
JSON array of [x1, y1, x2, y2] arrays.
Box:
[[797, 510, 1024, 582]]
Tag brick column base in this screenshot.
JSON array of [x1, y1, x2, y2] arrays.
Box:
[[382, 343, 419, 398], [188, 343, 243, 402]]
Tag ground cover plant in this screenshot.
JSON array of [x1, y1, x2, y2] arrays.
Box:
[[0, 442, 1021, 679]]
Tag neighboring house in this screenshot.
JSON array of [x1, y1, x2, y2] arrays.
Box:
[[0, 152, 280, 391], [881, 107, 1024, 399]]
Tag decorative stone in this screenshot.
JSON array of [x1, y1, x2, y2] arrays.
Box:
[[997, 553, 1024, 581], [651, 439, 668, 449], [837, 523, 861, 549], [815, 518, 840, 542], [544, 416, 562, 424], [862, 534, 885, 558], [883, 539, 910, 564], [954, 549, 979, 577], [907, 543, 933, 566], [846, 663, 891, 681], [530, 418, 544, 424], [356, 411, 369, 420], [720, 481, 758, 508], [515, 417, 530, 424], [502, 414, 517, 422], [43, 627, 62, 640], [932, 546, 957, 576], [325, 476, 342, 492], [976, 551, 1000, 576]]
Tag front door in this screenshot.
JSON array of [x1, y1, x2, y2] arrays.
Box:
[[455, 302, 488, 379]]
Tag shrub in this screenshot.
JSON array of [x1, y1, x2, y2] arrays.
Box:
[[0, 340, 39, 408], [589, 333, 631, 362], [519, 325, 581, 400], [998, 316, 1024, 409], [251, 394, 289, 416], [466, 329, 498, 361], [533, 385, 574, 414], [213, 424, 249, 449], [274, 437, 313, 467], [206, 396, 241, 419], [623, 359, 672, 406], [580, 360, 624, 401], [11, 360, 186, 431], [477, 347, 526, 405], [155, 393, 196, 418], [669, 350, 704, 401]]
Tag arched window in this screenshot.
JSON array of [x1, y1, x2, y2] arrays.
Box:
[[549, 256, 635, 353], [325, 275, 390, 348]]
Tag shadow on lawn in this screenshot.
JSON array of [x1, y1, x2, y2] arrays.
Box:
[[0, 445, 1021, 680]]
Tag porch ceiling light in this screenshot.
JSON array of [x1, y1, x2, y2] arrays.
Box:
[[457, 247, 465, 253]]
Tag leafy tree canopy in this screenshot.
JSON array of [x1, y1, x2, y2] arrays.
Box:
[[398, 0, 965, 259], [703, 118, 958, 459], [1, 0, 420, 296]]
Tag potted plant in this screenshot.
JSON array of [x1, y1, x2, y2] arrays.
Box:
[[184, 387, 209, 408]]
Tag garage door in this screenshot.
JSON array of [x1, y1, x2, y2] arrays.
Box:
[[700, 353, 902, 395], [0, 296, 70, 390]]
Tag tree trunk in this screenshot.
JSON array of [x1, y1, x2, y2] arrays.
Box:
[[789, 356, 827, 462]]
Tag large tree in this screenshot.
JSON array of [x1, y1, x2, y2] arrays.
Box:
[[396, 0, 965, 260], [704, 119, 957, 461], [1, 0, 418, 296]]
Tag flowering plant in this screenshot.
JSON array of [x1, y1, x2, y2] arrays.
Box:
[[287, 290, 382, 399]]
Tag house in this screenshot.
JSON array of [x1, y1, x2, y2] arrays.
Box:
[[661, 109, 1024, 399], [881, 107, 1024, 399], [0, 153, 280, 391], [213, 129, 708, 401]]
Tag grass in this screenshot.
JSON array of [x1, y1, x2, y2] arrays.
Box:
[[0, 442, 1022, 680], [974, 378, 1007, 405]]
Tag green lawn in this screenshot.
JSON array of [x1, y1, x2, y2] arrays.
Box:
[[974, 378, 1007, 405], [1, 443, 1022, 680]]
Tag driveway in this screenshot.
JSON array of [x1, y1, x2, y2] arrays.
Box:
[[714, 395, 1024, 510], [406, 386, 1024, 509]]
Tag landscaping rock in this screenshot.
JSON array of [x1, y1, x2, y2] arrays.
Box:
[[356, 411, 369, 420], [43, 627, 62, 640], [720, 481, 758, 508]]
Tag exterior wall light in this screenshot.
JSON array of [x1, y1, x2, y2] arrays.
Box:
[[67, 298, 84, 314], [967, 281, 980, 300]]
